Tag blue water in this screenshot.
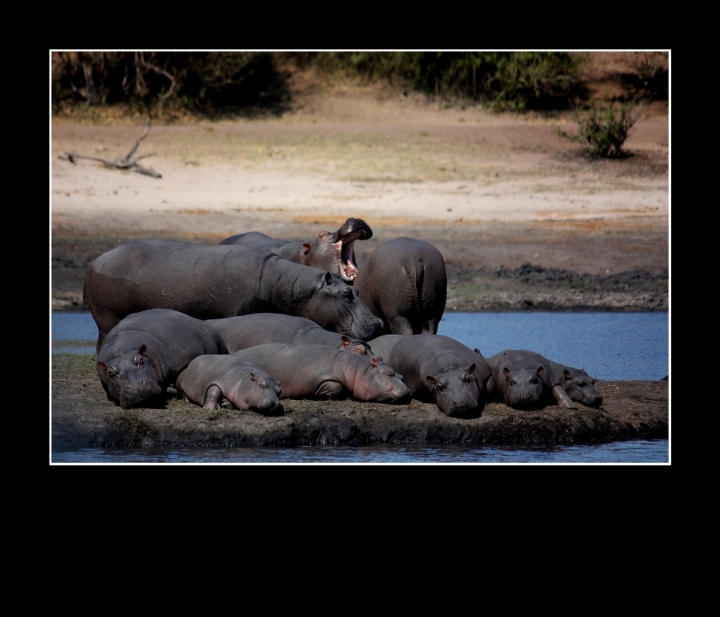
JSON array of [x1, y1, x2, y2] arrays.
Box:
[[50, 311, 670, 464]]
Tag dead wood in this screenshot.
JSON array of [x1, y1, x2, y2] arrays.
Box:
[[59, 124, 162, 178]]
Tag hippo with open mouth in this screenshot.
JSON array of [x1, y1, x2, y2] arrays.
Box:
[[219, 217, 372, 283]]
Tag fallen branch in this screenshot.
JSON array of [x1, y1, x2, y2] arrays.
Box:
[[59, 124, 162, 178]]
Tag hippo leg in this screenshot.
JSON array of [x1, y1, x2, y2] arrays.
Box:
[[388, 316, 414, 336], [203, 385, 224, 410], [552, 385, 577, 409], [315, 380, 345, 399]]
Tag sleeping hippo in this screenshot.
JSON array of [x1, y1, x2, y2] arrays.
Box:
[[383, 334, 494, 418], [487, 350, 576, 410], [354, 237, 447, 335], [96, 308, 228, 409], [205, 313, 373, 355], [176, 354, 284, 416], [548, 360, 603, 407], [231, 343, 411, 403], [83, 239, 383, 350], [219, 217, 372, 283]]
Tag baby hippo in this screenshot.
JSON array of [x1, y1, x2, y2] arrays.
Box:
[[487, 350, 576, 410], [232, 343, 411, 403], [176, 355, 284, 416], [96, 308, 228, 409], [548, 360, 603, 407], [382, 334, 494, 418]]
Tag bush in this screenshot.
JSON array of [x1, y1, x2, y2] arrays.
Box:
[[560, 102, 643, 158], [292, 51, 586, 111], [51, 52, 291, 117]]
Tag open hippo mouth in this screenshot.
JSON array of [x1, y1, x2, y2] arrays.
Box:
[[333, 218, 372, 283]]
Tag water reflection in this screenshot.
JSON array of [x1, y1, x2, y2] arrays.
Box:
[[52, 439, 669, 464]]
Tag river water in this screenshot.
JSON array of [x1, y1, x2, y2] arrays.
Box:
[[51, 311, 670, 465]]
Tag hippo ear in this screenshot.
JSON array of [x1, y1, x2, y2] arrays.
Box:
[[323, 271, 333, 286], [564, 369, 572, 380], [426, 375, 437, 385], [138, 344, 147, 355], [503, 367, 510, 378], [340, 335, 352, 348], [537, 366, 544, 376], [467, 363, 476, 375], [250, 372, 257, 381], [301, 241, 313, 255], [474, 348, 481, 355], [98, 360, 106, 371], [370, 356, 379, 367]]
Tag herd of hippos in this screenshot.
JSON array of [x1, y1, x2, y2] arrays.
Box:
[[82, 217, 603, 417]]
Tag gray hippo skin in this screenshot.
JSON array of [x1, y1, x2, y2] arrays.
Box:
[[385, 334, 494, 418], [354, 237, 447, 335], [205, 313, 373, 355], [96, 308, 228, 409], [232, 343, 411, 403], [548, 360, 603, 407], [487, 350, 576, 410], [365, 334, 405, 363], [176, 354, 284, 416], [219, 217, 372, 283], [83, 239, 383, 350]]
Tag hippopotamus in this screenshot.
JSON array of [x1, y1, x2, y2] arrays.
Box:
[[175, 354, 284, 416], [231, 343, 411, 403], [548, 360, 603, 407], [83, 239, 383, 350], [382, 334, 494, 418], [95, 308, 228, 409], [354, 237, 447, 335], [219, 217, 372, 283], [486, 350, 576, 410], [205, 313, 373, 355]]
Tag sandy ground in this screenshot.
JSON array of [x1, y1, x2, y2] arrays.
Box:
[[51, 103, 668, 234]]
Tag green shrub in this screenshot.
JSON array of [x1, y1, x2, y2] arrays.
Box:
[[293, 51, 585, 111], [560, 102, 643, 158]]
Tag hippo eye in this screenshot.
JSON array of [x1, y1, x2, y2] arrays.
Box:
[[530, 376, 538, 384], [108, 368, 118, 378], [340, 286, 354, 299], [436, 382, 446, 392], [384, 369, 394, 377], [508, 377, 516, 385]]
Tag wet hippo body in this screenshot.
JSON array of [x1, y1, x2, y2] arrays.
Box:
[[219, 218, 373, 283], [548, 360, 603, 407], [176, 354, 284, 415], [96, 308, 228, 409], [354, 237, 447, 335], [384, 334, 494, 418], [205, 313, 373, 355], [231, 343, 411, 403], [487, 350, 576, 410], [83, 239, 383, 350]]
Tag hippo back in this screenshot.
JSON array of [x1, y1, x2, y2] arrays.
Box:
[[205, 313, 372, 355], [355, 237, 447, 335]]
